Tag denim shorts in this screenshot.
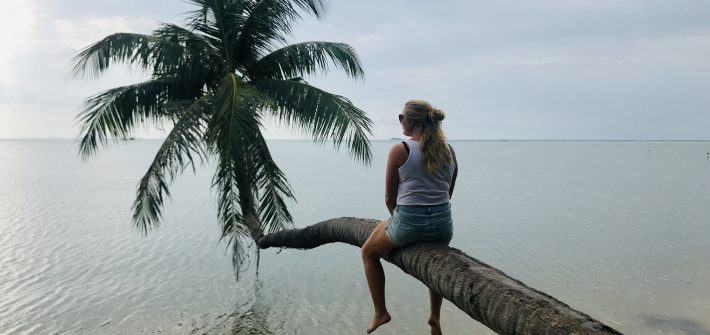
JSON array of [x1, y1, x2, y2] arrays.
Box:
[[385, 203, 453, 247]]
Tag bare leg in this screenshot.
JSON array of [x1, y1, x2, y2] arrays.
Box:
[[428, 289, 443, 335], [361, 220, 396, 333]]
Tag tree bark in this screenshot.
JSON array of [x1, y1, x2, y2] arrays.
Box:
[[244, 210, 265, 241], [257, 217, 623, 335]]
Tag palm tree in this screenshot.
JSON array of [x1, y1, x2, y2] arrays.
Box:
[[73, 0, 372, 274]]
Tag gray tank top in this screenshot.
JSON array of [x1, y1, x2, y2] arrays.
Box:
[[396, 139, 456, 206]]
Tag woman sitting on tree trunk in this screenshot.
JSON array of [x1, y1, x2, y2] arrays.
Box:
[[361, 99, 458, 334]]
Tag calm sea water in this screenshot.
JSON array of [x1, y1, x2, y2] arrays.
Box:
[[1, 139, 709, 335]]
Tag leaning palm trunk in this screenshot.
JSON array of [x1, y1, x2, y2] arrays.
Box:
[[257, 217, 623, 335]]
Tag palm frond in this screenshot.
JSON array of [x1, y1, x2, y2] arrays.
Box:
[[232, 0, 332, 67], [247, 41, 364, 80], [76, 77, 182, 158], [209, 0, 249, 48], [207, 73, 267, 238], [184, 4, 223, 46], [184, 0, 248, 68], [211, 148, 254, 276], [72, 33, 164, 79], [151, 23, 227, 93], [232, 0, 301, 66], [154, 23, 221, 53], [132, 96, 211, 234], [151, 23, 222, 76], [208, 73, 266, 145], [251, 132, 295, 233], [292, 0, 329, 18], [230, 234, 252, 280], [212, 152, 249, 239], [254, 78, 373, 164]]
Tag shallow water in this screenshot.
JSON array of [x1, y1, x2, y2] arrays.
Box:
[[1, 139, 709, 334]]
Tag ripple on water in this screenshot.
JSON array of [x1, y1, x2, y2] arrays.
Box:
[[3, 140, 710, 334]]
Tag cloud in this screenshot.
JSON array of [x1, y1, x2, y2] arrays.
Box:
[[53, 17, 147, 50], [37, 0, 192, 21], [3, 0, 710, 139], [0, 0, 40, 92], [1, 15, 152, 104], [0, 0, 158, 138]]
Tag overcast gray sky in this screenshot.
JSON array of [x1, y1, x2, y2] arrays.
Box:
[[2, 0, 710, 140]]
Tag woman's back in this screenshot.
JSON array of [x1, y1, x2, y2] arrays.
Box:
[[397, 139, 455, 206]]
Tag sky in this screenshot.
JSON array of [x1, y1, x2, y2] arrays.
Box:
[[1, 0, 710, 140]]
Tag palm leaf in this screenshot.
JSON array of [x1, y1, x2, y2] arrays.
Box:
[[207, 72, 267, 237], [232, 0, 301, 66], [247, 41, 364, 80], [154, 23, 222, 55], [151, 23, 222, 78], [251, 132, 295, 233], [232, 0, 328, 67], [184, 5, 224, 50], [132, 96, 211, 234], [72, 33, 165, 79], [292, 0, 329, 18], [212, 149, 253, 279], [185, 0, 248, 69], [76, 77, 183, 158], [254, 78, 373, 163], [208, 73, 266, 145], [230, 234, 252, 280], [212, 152, 250, 237], [149, 23, 229, 91]]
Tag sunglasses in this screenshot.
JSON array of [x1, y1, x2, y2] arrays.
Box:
[[398, 114, 404, 123]]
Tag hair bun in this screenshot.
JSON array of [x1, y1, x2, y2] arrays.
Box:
[[430, 108, 445, 122]]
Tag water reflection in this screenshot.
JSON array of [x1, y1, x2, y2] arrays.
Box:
[[184, 279, 278, 335], [642, 315, 710, 335], [228, 280, 276, 335]]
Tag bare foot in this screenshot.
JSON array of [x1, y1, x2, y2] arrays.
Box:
[[366, 313, 391, 334], [428, 317, 442, 335]]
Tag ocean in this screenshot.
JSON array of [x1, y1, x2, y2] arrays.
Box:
[[1, 139, 709, 334]]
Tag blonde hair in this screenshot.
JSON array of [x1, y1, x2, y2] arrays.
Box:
[[402, 99, 451, 173]]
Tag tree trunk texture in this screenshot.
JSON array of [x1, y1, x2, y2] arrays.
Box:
[[244, 211, 265, 241], [257, 217, 622, 335]]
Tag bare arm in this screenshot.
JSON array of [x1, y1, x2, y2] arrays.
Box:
[[385, 143, 408, 215], [449, 145, 458, 198]]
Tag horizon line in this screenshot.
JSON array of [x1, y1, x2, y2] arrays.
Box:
[[2, 137, 710, 142]]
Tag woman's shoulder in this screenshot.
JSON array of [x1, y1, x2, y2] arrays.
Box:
[[388, 141, 409, 164], [389, 141, 408, 154]]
